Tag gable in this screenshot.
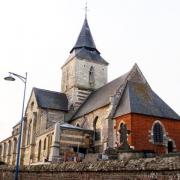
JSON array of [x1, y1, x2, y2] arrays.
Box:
[[114, 81, 180, 120], [25, 90, 39, 115], [70, 71, 129, 120], [70, 63, 180, 121]]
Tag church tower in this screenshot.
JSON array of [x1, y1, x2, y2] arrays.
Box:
[[61, 17, 108, 109]]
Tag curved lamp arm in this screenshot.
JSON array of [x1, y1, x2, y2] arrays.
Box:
[[8, 72, 27, 83]]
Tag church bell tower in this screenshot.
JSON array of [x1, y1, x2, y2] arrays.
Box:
[[61, 17, 108, 110]]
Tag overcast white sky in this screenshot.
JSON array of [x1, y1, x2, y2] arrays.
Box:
[[0, 0, 180, 141]]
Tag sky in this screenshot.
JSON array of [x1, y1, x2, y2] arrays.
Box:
[[0, 0, 180, 141]]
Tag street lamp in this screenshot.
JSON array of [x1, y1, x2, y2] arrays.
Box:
[[4, 72, 27, 180]]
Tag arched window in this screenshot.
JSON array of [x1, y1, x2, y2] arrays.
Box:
[[0, 145, 2, 157], [89, 66, 95, 86], [13, 138, 17, 153], [30, 101, 34, 110], [3, 143, 7, 157], [43, 138, 46, 150], [38, 140, 41, 161], [93, 116, 100, 141], [153, 122, 164, 144], [27, 120, 32, 145], [8, 140, 12, 155]]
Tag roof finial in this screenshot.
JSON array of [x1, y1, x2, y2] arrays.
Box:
[[85, 1, 88, 19]]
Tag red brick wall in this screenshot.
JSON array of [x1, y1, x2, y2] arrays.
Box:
[[115, 114, 132, 145], [115, 113, 180, 154]]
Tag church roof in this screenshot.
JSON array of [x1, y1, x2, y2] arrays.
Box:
[[74, 48, 108, 65], [114, 81, 180, 119], [71, 72, 129, 120], [33, 88, 68, 111], [66, 18, 108, 66], [70, 17, 97, 53], [70, 64, 180, 121]]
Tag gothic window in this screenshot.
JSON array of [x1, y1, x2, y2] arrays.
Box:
[[3, 143, 7, 157], [43, 138, 46, 150], [30, 101, 34, 111], [93, 116, 100, 141], [47, 134, 52, 159], [89, 66, 95, 87], [27, 120, 32, 145], [66, 68, 69, 89], [13, 138, 17, 153], [8, 140, 12, 155], [38, 140, 41, 161], [153, 122, 164, 144], [49, 135, 52, 145]]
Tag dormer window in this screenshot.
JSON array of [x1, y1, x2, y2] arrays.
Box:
[[89, 66, 95, 87]]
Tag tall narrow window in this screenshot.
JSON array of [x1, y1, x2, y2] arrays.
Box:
[[3, 143, 7, 157], [43, 138, 46, 150], [38, 140, 41, 161], [93, 116, 100, 141], [27, 120, 32, 145], [153, 122, 164, 144], [13, 138, 17, 154], [89, 66, 95, 87], [0, 145, 2, 157], [8, 140, 12, 155]]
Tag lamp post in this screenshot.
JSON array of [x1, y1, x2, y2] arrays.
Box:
[[4, 72, 27, 180]]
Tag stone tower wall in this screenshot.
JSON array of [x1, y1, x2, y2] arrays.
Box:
[[61, 57, 107, 109]]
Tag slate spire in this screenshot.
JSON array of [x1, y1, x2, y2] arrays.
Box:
[[70, 17, 99, 54]]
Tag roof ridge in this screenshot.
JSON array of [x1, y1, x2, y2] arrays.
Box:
[[70, 70, 131, 121], [107, 63, 145, 119], [33, 87, 64, 95]]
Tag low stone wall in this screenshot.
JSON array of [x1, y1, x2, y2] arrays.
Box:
[[0, 156, 180, 180]]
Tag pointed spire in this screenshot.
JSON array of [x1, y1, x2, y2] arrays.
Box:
[[70, 17, 99, 54]]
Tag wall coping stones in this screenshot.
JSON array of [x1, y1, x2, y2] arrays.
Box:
[[0, 156, 180, 172]]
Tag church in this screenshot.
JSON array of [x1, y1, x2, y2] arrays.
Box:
[[0, 16, 180, 165]]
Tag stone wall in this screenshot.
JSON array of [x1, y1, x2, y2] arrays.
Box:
[[0, 156, 180, 180], [61, 56, 108, 109], [72, 105, 111, 153], [75, 59, 107, 90]]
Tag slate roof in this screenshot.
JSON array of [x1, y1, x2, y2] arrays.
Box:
[[70, 17, 98, 53], [75, 48, 108, 65], [71, 71, 129, 120], [33, 88, 68, 111], [114, 81, 180, 120], [67, 17, 108, 66], [71, 64, 180, 121]]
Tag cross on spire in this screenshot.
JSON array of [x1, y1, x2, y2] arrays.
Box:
[[84, 2, 88, 18]]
